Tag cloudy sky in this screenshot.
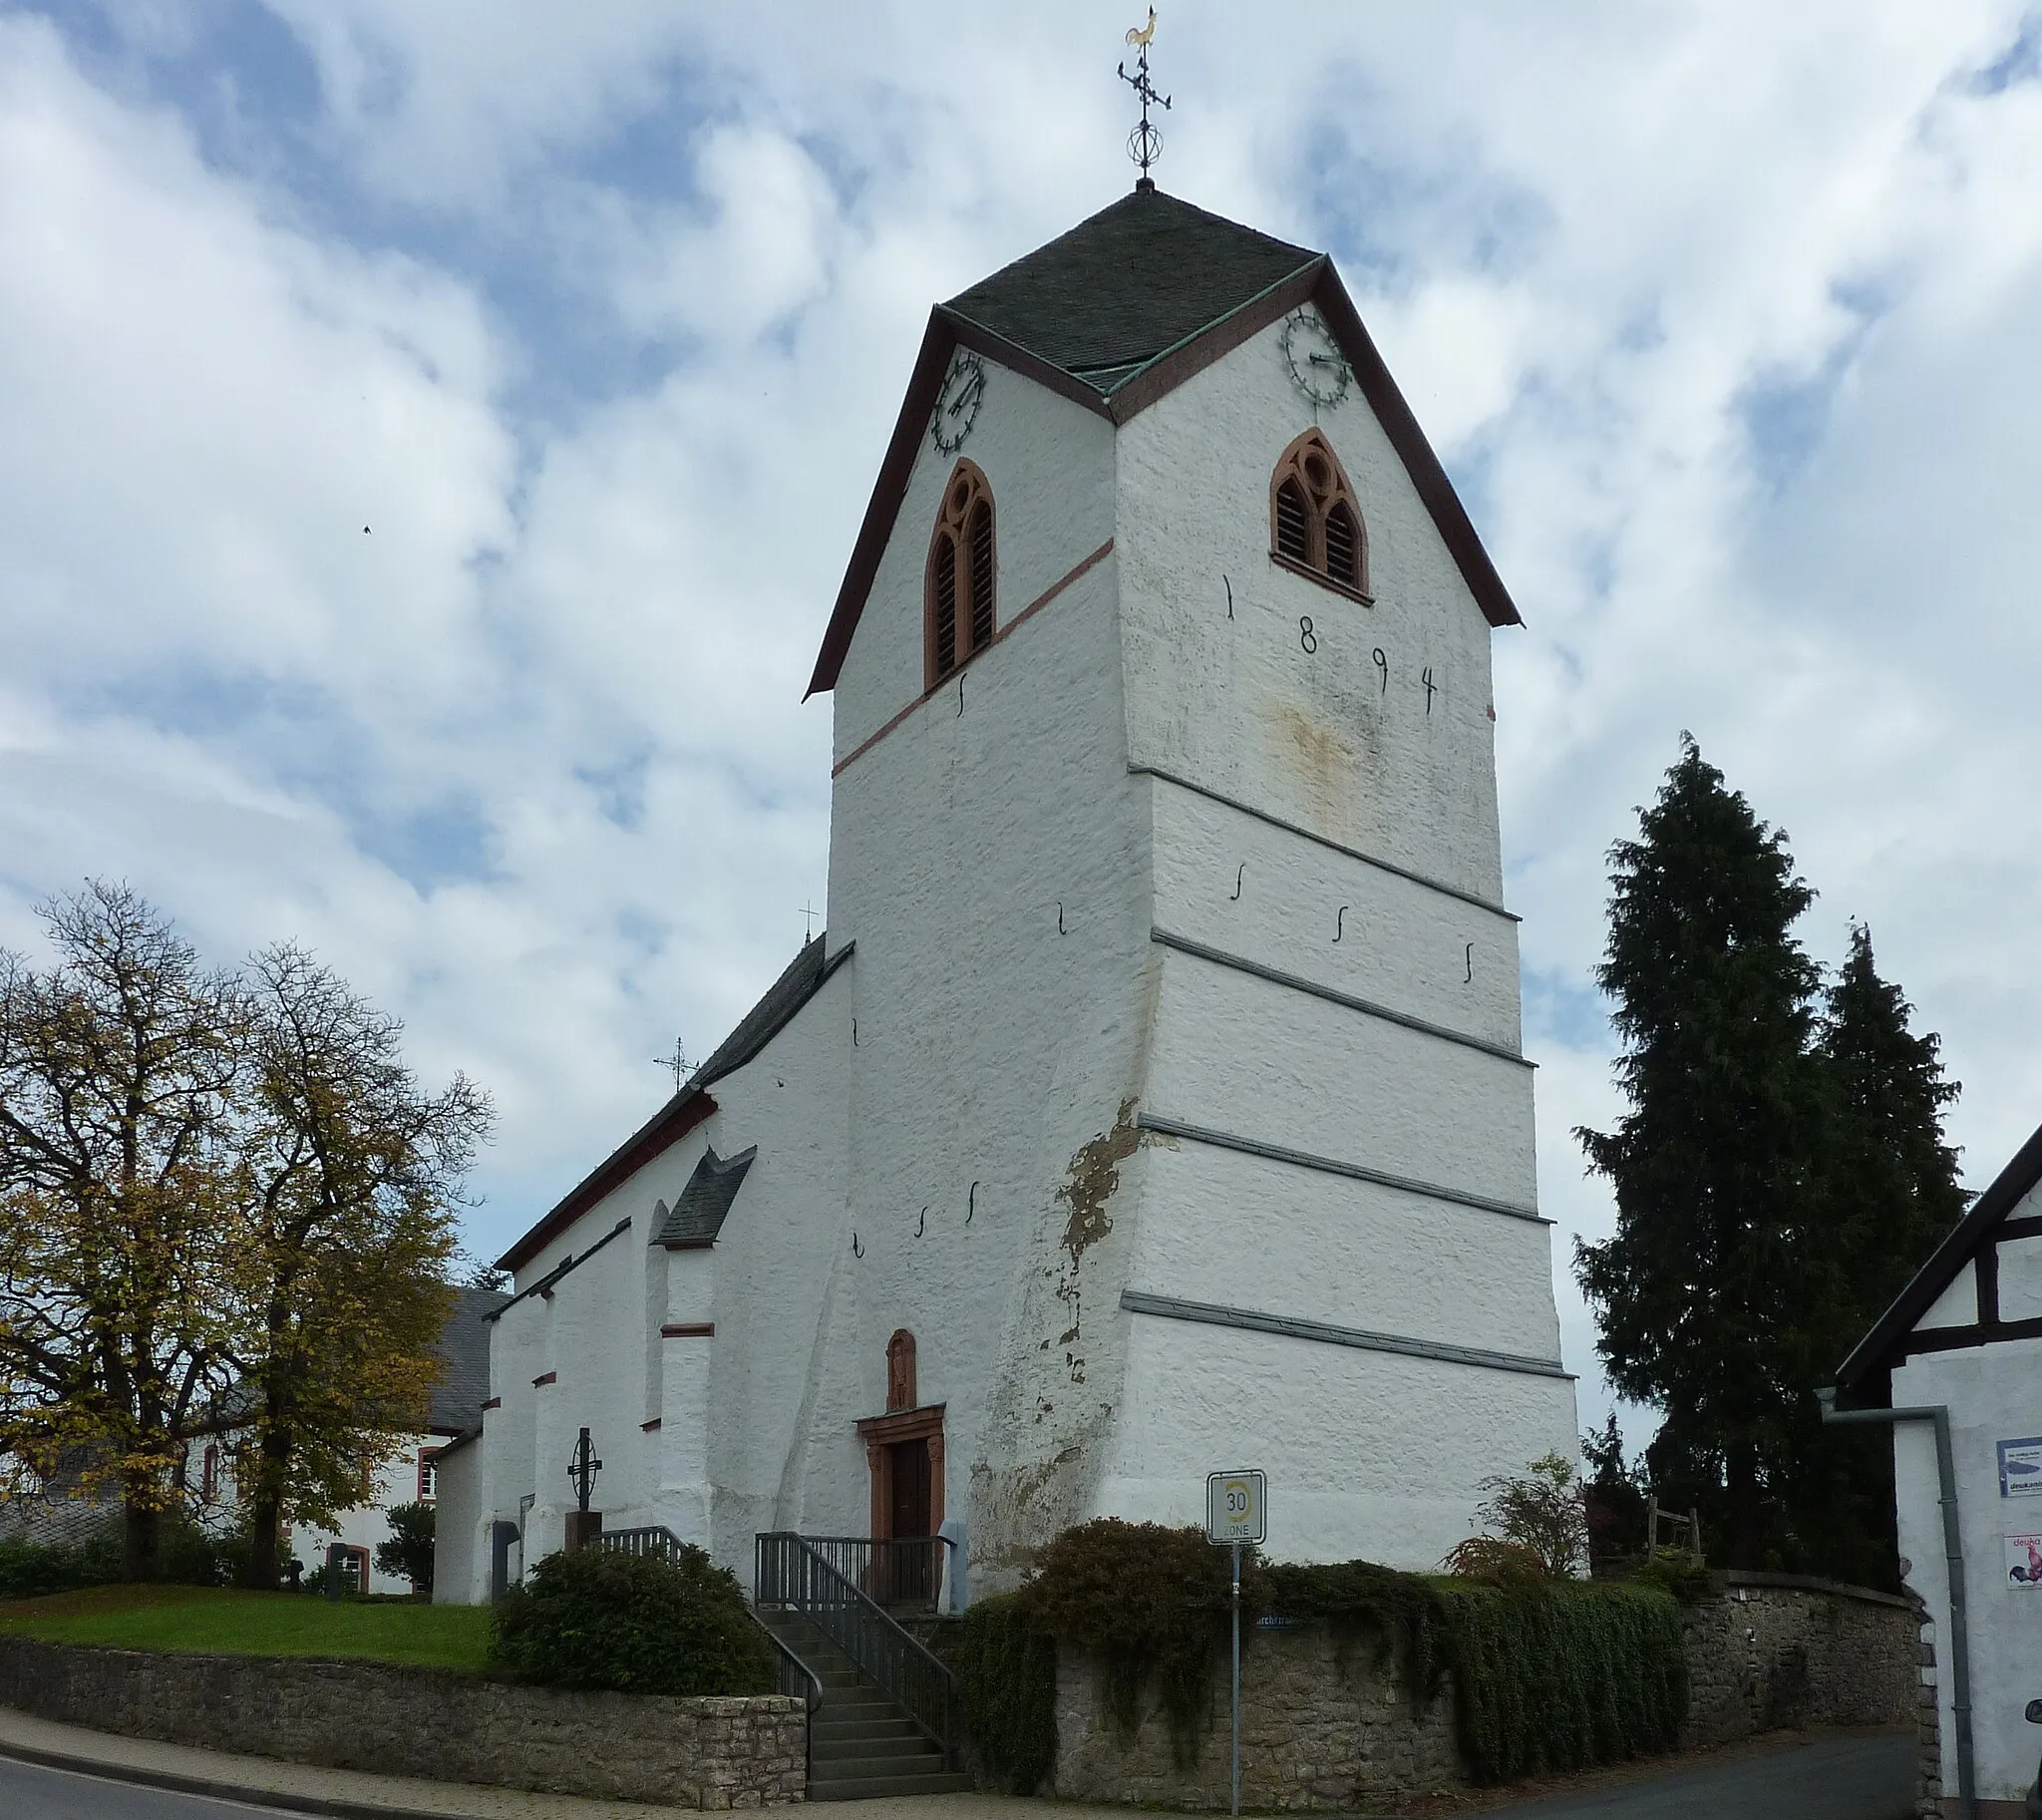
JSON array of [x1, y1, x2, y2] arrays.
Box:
[[3, 0, 2039, 1441]]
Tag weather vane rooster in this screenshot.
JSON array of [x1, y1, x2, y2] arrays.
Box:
[[1118, 10, 1171, 189]]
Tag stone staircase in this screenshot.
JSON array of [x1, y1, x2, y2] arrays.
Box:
[[760, 1610, 971, 1800]]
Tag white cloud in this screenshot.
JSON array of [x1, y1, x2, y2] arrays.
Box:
[[4, 1, 2040, 1449]]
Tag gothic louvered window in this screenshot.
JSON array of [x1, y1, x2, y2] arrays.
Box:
[[1275, 479, 1310, 562], [1269, 430, 1370, 600], [1324, 502, 1360, 587], [932, 533, 957, 676], [926, 460, 996, 688]]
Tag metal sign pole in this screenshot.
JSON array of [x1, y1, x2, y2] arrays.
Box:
[[1230, 1538, 1241, 1817], [1206, 1467, 1263, 1820]]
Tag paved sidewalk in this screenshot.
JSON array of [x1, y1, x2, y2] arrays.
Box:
[[0, 1706, 1130, 1820], [0, 1703, 1921, 1820]]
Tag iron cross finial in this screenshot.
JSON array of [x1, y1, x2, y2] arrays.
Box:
[[799, 902, 820, 943], [655, 1037, 693, 1092], [1118, 11, 1171, 190]]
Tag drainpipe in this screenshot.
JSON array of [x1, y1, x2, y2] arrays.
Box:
[[1819, 1387, 1972, 1820]]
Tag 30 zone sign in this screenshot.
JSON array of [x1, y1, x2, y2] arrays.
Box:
[[1205, 1469, 1266, 1547]]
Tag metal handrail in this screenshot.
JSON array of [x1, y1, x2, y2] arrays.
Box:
[[589, 1526, 821, 1782], [751, 1612, 824, 1786], [756, 1531, 959, 1765], [789, 1533, 954, 1612]]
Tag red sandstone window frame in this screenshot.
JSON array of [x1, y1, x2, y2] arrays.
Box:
[[1269, 429, 1372, 605], [417, 1447, 442, 1503], [924, 460, 998, 691]]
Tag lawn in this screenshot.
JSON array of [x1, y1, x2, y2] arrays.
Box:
[[0, 1583, 494, 1671]]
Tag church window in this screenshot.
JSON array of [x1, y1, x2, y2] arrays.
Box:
[[926, 462, 996, 687], [1269, 431, 1370, 601]]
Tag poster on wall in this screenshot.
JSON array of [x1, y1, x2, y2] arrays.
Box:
[[1998, 1438, 2042, 1498], [2005, 1536, 2042, 1588]]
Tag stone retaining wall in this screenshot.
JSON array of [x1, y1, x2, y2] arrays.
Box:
[[1680, 1572, 1919, 1748], [1048, 1573, 1918, 1809], [1052, 1621, 1465, 1811], [0, 1637, 806, 1808]]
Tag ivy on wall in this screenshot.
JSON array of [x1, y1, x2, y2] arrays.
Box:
[[956, 1593, 1058, 1793], [964, 1520, 1688, 1787]]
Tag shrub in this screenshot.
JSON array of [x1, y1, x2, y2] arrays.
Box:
[[490, 1544, 775, 1695], [1441, 1535, 1554, 1591], [1257, 1559, 1689, 1784], [958, 1593, 1057, 1793], [375, 1502, 436, 1595], [1017, 1519, 1262, 1768], [1459, 1453, 1590, 1580], [1436, 1581, 1687, 1782], [0, 1512, 237, 1599], [0, 1533, 118, 1600], [1627, 1547, 1713, 1605]]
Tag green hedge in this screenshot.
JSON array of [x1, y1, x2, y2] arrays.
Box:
[[971, 1523, 1688, 1786], [1267, 1558, 1686, 1782], [0, 1517, 244, 1600], [1433, 1581, 1686, 1781], [489, 1543, 774, 1695], [957, 1593, 1057, 1793]]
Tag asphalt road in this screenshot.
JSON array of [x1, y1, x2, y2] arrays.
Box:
[[1476, 1729, 1921, 1820], [0, 1756, 296, 1819]]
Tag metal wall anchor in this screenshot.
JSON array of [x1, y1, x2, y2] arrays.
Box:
[[1230, 864, 1245, 902], [1334, 906, 1350, 942]]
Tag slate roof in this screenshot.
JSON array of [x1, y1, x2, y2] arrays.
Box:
[[652, 1145, 759, 1249], [495, 936, 852, 1274], [943, 189, 1319, 394], [428, 1286, 510, 1432], [693, 939, 841, 1091], [807, 185, 1522, 696], [1835, 1114, 2042, 1405]]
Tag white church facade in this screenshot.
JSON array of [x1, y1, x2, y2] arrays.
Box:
[[435, 186, 1577, 1606]]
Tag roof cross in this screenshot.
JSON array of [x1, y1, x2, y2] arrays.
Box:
[[1118, 11, 1172, 190], [655, 1037, 693, 1092]]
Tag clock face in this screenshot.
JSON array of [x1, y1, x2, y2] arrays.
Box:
[[932, 353, 986, 455], [1281, 311, 1352, 409]]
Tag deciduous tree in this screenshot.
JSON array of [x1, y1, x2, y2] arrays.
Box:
[[0, 883, 246, 1579], [226, 945, 490, 1589]]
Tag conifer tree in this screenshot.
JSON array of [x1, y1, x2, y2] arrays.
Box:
[[1819, 922, 1966, 1317], [1574, 738, 1828, 1568], [1786, 923, 1967, 1582]]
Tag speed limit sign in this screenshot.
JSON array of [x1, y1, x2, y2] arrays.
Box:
[[1205, 1469, 1266, 1546]]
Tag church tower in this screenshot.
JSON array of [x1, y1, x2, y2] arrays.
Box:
[[802, 187, 1575, 1580]]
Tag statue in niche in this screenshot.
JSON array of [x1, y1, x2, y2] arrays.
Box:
[[886, 1329, 917, 1412]]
